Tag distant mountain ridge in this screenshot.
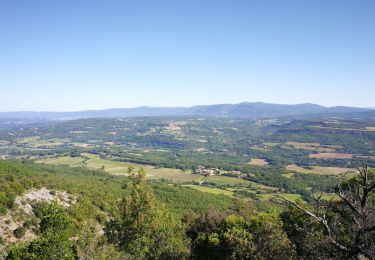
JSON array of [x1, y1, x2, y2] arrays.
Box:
[[0, 102, 371, 120]]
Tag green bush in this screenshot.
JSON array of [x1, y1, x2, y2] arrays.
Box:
[[14, 227, 26, 239]]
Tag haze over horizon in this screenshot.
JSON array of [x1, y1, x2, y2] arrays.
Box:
[[0, 101, 373, 113], [1, 0, 374, 111]]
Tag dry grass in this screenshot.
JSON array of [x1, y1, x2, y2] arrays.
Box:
[[286, 142, 336, 152], [357, 155, 375, 161], [286, 164, 356, 175], [0, 140, 11, 146], [72, 142, 93, 148], [287, 141, 320, 147], [35, 156, 86, 166], [248, 158, 269, 166], [16, 136, 40, 144], [308, 153, 353, 159], [69, 130, 88, 134], [366, 127, 375, 131]]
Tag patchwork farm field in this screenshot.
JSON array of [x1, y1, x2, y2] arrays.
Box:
[[248, 158, 269, 166], [36, 153, 202, 183], [258, 193, 304, 203], [35, 153, 293, 200], [308, 153, 353, 159], [205, 175, 251, 186], [1, 115, 375, 203], [286, 164, 357, 175], [205, 175, 278, 191], [36, 156, 87, 166], [286, 142, 336, 152], [184, 185, 235, 197], [185, 184, 302, 203]]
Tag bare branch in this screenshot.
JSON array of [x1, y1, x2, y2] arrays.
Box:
[[357, 167, 364, 179], [368, 183, 375, 193], [335, 191, 360, 215], [280, 163, 375, 259], [278, 195, 351, 253], [277, 195, 321, 222]]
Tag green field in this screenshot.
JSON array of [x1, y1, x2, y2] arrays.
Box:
[[35, 154, 292, 196], [259, 193, 304, 203], [313, 193, 340, 201], [282, 173, 295, 179], [36, 156, 87, 166], [36, 153, 203, 183], [184, 184, 297, 201], [184, 185, 234, 197], [205, 175, 278, 191], [205, 175, 251, 185]]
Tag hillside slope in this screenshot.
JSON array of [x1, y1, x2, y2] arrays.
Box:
[[0, 102, 369, 120]]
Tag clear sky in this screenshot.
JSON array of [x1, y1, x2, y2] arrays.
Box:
[[1, 0, 374, 111]]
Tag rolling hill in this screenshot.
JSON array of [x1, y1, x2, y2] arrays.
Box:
[[0, 102, 370, 120]]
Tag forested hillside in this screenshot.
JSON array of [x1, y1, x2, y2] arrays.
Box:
[[0, 102, 371, 120], [0, 159, 374, 259]]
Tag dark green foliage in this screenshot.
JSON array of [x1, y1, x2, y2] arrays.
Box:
[[0, 161, 35, 214], [13, 227, 26, 239], [38, 202, 72, 234], [185, 208, 296, 260], [0, 157, 374, 259], [0, 160, 232, 220], [105, 167, 189, 259], [0, 160, 231, 258], [7, 203, 76, 260], [76, 222, 123, 259], [280, 168, 375, 259]]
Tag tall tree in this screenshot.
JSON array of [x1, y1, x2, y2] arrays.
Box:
[[105, 167, 188, 259]]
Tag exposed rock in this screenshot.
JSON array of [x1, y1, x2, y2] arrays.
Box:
[[0, 188, 76, 246]]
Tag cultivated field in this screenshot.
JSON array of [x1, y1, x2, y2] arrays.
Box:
[[205, 175, 250, 185], [248, 158, 269, 166], [35, 154, 285, 198], [36, 156, 86, 166], [0, 140, 11, 146], [184, 185, 234, 197], [36, 153, 202, 183], [258, 193, 304, 203], [286, 142, 336, 152], [287, 141, 320, 147], [286, 164, 357, 175], [308, 153, 353, 159]]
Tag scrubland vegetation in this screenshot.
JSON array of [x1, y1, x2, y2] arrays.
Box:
[[0, 159, 374, 259]]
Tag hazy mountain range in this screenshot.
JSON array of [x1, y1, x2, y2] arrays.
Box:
[[0, 102, 373, 121]]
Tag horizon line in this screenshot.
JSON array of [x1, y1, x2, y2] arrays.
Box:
[[0, 101, 371, 114]]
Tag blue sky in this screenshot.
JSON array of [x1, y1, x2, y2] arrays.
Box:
[[0, 0, 374, 111]]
